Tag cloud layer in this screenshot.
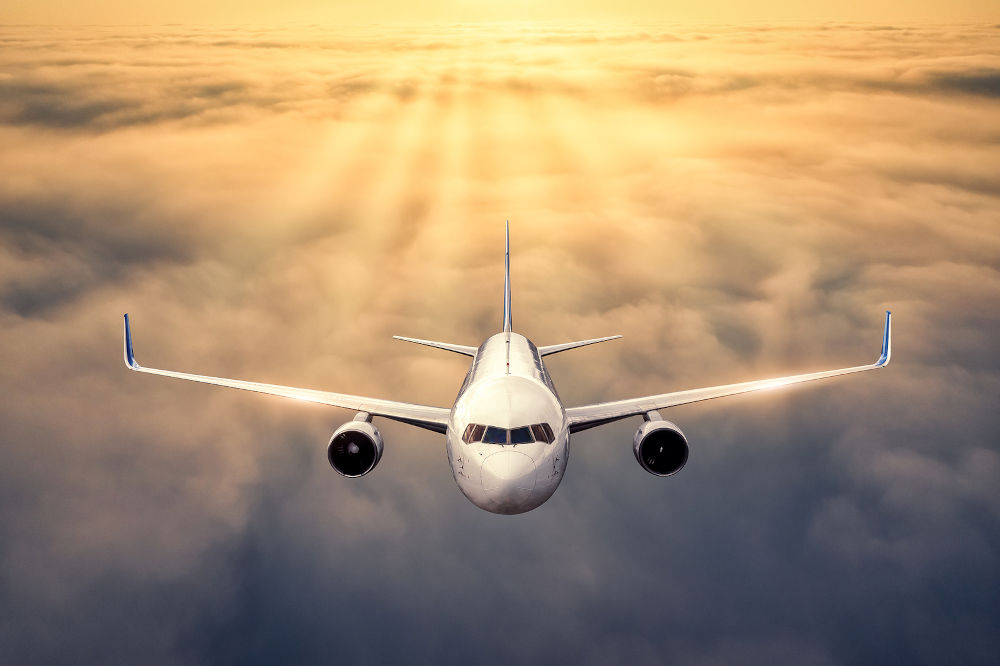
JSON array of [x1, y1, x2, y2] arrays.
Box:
[[1, 23, 998, 665]]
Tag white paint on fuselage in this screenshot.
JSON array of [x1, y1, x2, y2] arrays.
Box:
[[446, 333, 569, 514]]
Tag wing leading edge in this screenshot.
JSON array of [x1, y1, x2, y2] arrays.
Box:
[[123, 314, 450, 433], [566, 311, 892, 433]]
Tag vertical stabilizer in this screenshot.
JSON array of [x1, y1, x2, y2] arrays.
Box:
[[503, 221, 512, 335]]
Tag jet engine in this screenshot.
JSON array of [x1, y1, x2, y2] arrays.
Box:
[[633, 419, 689, 477], [328, 419, 384, 477]]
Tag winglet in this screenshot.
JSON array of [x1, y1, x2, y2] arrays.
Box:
[[503, 220, 511, 335], [123, 313, 140, 369], [876, 310, 891, 367]]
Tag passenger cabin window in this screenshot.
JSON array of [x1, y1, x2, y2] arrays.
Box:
[[461, 422, 556, 444]]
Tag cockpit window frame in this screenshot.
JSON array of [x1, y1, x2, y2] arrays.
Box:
[[462, 422, 556, 445], [530, 423, 555, 443], [462, 423, 485, 444]]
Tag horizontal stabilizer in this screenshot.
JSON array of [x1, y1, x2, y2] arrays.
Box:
[[537, 335, 622, 357], [393, 336, 478, 357]]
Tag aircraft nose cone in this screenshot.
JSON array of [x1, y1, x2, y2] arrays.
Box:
[[481, 451, 536, 493]]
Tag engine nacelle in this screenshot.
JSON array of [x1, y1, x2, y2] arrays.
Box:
[[328, 420, 384, 478], [633, 419, 689, 477]]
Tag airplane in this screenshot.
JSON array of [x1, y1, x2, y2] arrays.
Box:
[[123, 223, 892, 515]]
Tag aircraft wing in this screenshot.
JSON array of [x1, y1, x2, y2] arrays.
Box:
[[123, 315, 450, 433], [566, 311, 891, 433]]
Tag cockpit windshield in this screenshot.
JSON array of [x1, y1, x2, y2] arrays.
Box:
[[461, 422, 555, 445], [509, 426, 533, 444], [530, 424, 552, 442], [482, 426, 507, 444]]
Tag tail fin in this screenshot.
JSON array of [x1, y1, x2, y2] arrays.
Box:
[[503, 220, 512, 335]]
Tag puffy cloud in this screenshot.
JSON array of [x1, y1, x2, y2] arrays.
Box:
[[0, 22, 998, 665]]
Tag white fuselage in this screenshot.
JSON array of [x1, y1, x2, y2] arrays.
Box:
[[446, 333, 569, 515]]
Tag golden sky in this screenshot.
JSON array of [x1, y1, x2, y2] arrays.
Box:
[[4, 0, 1000, 24], [0, 20, 998, 664]]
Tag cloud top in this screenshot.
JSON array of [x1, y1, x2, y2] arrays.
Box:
[[0, 23, 998, 665]]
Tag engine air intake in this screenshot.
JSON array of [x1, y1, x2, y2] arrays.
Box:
[[633, 420, 689, 477], [328, 421, 384, 477]]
